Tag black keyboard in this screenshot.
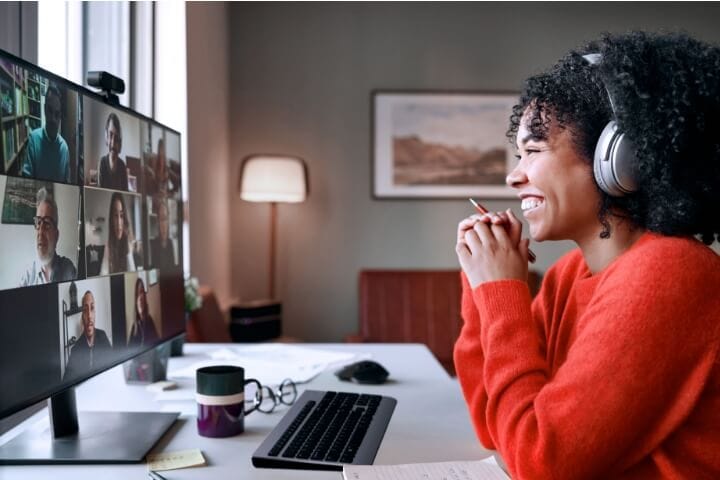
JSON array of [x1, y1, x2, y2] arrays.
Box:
[[252, 389, 397, 471]]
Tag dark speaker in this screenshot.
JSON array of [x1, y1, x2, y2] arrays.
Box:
[[229, 301, 282, 342]]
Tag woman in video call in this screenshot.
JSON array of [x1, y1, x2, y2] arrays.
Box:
[[454, 32, 720, 478], [100, 192, 136, 275], [98, 112, 129, 191], [127, 278, 159, 347]]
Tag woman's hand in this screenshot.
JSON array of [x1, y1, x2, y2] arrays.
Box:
[[455, 209, 530, 289]]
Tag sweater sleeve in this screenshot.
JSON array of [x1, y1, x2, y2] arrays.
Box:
[[455, 266, 557, 452], [21, 130, 38, 177], [469, 252, 720, 479], [453, 271, 495, 449]]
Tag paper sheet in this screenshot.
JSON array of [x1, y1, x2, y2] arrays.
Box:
[[159, 402, 197, 416], [153, 389, 195, 402], [170, 344, 369, 385], [146, 449, 206, 471], [342, 458, 509, 480]]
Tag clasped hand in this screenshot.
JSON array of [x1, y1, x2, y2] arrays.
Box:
[[455, 209, 530, 289]]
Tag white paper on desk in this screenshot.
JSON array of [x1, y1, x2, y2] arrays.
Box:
[[342, 458, 509, 480], [153, 390, 195, 401], [170, 344, 369, 386], [160, 402, 197, 416]]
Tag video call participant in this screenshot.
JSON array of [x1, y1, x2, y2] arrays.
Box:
[[150, 199, 176, 270], [20, 187, 76, 286], [147, 138, 169, 195], [21, 84, 70, 183], [63, 290, 112, 380], [454, 32, 720, 478], [127, 278, 159, 347], [100, 192, 137, 275], [98, 112, 128, 191]]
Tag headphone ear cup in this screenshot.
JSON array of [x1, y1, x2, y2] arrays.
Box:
[[593, 121, 638, 196]]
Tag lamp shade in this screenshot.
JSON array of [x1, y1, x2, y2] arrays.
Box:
[[239, 155, 308, 203]]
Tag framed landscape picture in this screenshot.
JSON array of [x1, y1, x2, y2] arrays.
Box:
[[1, 177, 53, 225], [372, 90, 519, 199]]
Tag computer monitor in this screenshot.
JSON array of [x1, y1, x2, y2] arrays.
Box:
[[0, 48, 185, 464]]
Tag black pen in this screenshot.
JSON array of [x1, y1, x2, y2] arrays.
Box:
[[148, 471, 169, 480]]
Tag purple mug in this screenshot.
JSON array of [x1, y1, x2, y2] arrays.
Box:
[[196, 365, 261, 438]]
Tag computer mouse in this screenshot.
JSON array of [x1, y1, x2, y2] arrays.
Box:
[[335, 360, 390, 385]]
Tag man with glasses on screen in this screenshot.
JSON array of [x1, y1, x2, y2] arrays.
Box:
[[20, 187, 76, 286], [63, 290, 112, 380], [21, 83, 71, 183]]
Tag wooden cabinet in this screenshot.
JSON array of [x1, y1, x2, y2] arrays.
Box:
[[351, 269, 541, 376]]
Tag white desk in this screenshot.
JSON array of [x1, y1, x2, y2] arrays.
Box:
[[1, 343, 491, 479]]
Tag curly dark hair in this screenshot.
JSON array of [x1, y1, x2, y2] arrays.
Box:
[[507, 31, 720, 244]]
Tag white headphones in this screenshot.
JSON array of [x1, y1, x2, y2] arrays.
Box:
[[583, 53, 638, 197]]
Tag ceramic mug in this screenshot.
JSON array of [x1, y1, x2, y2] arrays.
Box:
[[196, 365, 261, 437]]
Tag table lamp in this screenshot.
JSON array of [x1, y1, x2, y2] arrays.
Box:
[[238, 154, 308, 301]]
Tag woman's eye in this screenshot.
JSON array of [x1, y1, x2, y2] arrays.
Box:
[[515, 147, 541, 160]]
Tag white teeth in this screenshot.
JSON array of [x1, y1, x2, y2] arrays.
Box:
[[521, 198, 544, 211]]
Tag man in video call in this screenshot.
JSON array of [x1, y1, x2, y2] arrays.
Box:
[[21, 83, 71, 183], [20, 187, 77, 286], [98, 112, 128, 191], [63, 290, 112, 380]]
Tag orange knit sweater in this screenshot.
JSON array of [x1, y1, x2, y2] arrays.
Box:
[[454, 233, 720, 479]]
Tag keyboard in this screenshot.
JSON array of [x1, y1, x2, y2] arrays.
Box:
[[252, 389, 397, 471]]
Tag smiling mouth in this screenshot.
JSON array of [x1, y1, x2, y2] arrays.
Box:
[[521, 197, 545, 212]]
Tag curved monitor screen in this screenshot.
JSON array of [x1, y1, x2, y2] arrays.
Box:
[[0, 50, 184, 419]]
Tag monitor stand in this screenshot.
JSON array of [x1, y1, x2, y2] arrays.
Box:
[[0, 387, 179, 464]]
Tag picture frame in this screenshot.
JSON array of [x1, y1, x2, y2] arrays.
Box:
[[1, 177, 53, 225], [372, 90, 519, 199]]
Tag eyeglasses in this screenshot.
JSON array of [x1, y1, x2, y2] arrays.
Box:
[[255, 378, 298, 414], [33, 216, 56, 231]]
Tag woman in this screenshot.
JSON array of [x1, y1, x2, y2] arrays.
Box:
[[98, 112, 128, 191], [454, 32, 720, 478], [128, 278, 159, 347], [100, 192, 136, 274]]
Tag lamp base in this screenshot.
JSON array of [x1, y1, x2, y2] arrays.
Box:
[[229, 300, 282, 342]]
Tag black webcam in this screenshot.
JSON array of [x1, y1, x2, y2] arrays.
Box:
[[86, 71, 125, 106]]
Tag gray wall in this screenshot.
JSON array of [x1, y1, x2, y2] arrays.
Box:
[[221, 2, 720, 341]]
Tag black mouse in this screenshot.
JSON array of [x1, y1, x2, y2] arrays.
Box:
[[335, 360, 389, 385]]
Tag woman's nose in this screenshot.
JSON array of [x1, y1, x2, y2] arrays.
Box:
[[506, 162, 527, 188]]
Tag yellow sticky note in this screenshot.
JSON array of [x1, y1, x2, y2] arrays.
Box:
[[146, 449, 206, 471]]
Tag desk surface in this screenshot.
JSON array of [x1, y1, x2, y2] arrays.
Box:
[[1, 343, 490, 479]]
